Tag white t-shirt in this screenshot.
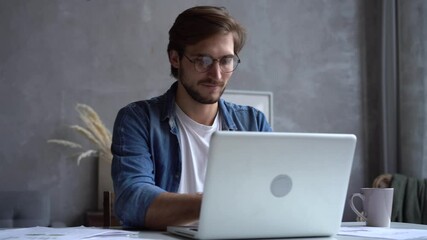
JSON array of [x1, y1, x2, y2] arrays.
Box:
[[175, 104, 221, 194]]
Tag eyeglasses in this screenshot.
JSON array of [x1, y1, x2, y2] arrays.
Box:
[[183, 54, 241, 73]]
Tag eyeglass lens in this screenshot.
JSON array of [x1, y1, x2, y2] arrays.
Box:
[[189, 55, 240, 73]]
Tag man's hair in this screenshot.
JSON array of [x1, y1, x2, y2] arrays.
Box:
[[167, 6, 246, 79]]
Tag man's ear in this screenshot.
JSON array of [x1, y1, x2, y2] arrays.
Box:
[[169, 50, 180, 69]]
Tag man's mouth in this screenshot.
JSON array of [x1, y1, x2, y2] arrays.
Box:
[[199, 80, 223, 88]]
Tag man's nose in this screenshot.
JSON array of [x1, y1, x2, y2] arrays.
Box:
[[207, 61, 222, 79]]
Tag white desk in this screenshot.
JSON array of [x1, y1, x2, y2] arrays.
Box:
[[337, 222, 427, 240], [1, 222, 426, 239], [131, 222, 427, 239]]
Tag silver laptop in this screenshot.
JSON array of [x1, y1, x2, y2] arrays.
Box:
[[167, 131, 357, 239]]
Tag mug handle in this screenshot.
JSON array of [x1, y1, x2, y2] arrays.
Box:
[[350, 193, 367, 222]]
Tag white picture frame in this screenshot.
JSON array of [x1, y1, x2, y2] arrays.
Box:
[[222, 90, 274, 128]]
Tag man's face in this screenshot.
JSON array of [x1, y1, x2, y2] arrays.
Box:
[[172, 33, 235, 104]]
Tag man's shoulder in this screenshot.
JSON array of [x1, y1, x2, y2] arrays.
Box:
[[115, 97, 164, 123], [220, 99, 260, 113], [219, 98, 272, 131]]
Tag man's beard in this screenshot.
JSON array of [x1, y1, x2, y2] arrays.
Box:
[[179, 70, 226, 104]]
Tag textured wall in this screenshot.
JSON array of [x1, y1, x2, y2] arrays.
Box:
[[0, 0, 366, 225]]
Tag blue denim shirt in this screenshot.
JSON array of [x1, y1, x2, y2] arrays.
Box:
[[111, 82, 272, 227]]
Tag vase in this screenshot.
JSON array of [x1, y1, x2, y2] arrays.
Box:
[[97, 152, 113, 210]]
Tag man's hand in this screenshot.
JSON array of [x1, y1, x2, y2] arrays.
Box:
[[144, 192, 203, 230]]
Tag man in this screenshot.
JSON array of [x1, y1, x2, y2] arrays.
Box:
[[111, 6, 272, 230]]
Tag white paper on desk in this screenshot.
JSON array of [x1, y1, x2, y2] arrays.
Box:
[[339, 226, 427, 240], [0, 226, 144, 240], [84, 230, 158, 239]]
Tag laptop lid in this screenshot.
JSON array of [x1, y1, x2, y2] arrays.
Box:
[[168, 131, 357, 239]]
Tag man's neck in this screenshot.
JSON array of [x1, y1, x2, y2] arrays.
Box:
[[175, 92, 218, 126]]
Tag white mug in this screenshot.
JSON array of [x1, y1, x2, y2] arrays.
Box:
[[349, 188, 394, 227]]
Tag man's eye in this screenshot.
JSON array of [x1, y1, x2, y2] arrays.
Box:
[[220, 57, 233, 65], [199, 57, 213, 66]]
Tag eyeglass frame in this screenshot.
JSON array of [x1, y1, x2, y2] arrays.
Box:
[[183, 54, 241, 73]]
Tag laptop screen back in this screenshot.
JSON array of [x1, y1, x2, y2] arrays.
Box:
[[196, 131, 356, 239]]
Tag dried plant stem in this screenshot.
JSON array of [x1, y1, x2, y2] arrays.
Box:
[[47, 139, 82, 149], [77, 149, 98, 166], [70, 125, 103, 148], [48, 103, 112, 165], [76, 104, 112, 148]]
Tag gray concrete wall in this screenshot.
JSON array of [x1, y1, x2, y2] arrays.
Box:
[[0, 0, 367, 226]]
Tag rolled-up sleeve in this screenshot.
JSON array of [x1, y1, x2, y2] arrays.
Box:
[[111, 104, 166, 227]]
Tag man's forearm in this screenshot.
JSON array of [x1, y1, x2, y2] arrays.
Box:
[[144, 192, 202, 230]]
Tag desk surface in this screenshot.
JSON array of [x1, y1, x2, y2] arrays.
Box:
[[1, 222, 426, 239], [337, 222, 427, 240], [134, 222, 427, 239]]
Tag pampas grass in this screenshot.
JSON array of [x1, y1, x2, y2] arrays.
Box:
[[76, 149, 99, 166], [47, 139, 82, 149], [48, 103, 112, 165]]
